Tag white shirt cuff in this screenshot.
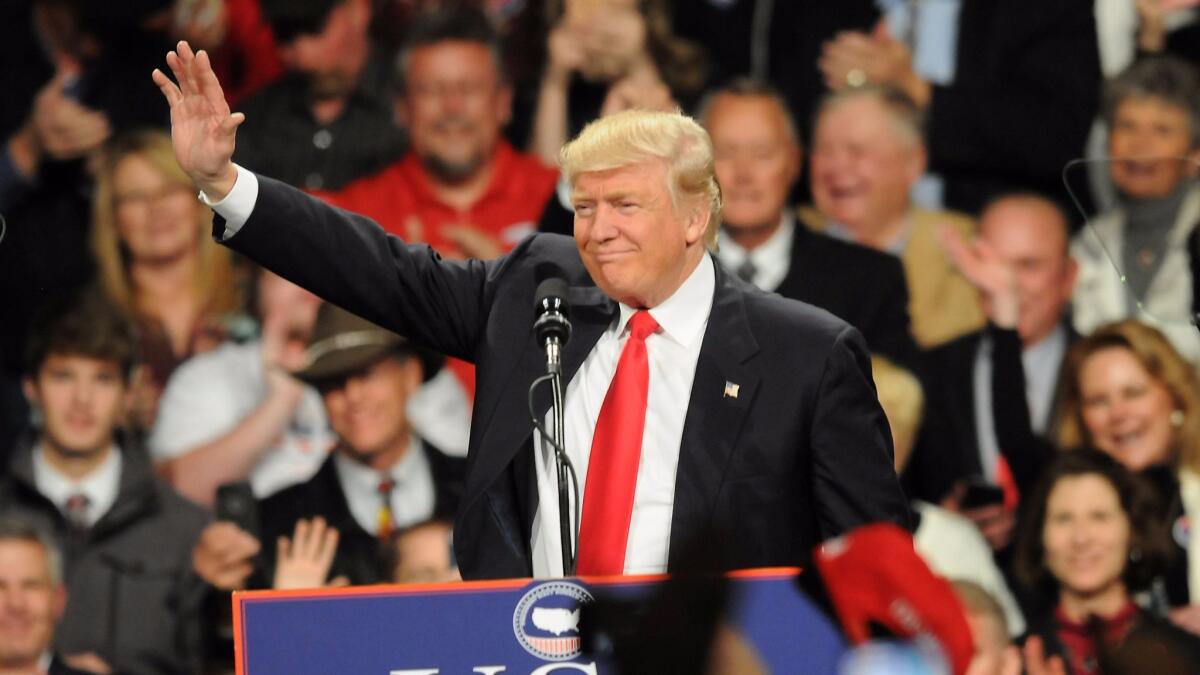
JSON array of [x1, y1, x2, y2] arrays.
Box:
[[198, 164, 259, 239]]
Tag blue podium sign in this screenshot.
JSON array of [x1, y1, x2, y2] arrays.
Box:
[[233, 568, 846, 674]]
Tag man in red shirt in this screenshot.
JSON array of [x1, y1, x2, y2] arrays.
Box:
[[315, 6, 558, 261]]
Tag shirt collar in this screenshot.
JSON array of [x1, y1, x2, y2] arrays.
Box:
[[1025, 322, 1068, 359], [333, 436, 428, 491], [32, 444, 123, 527], [717, 212, 795, 267], [613, 254, 715, 349], [400, 141, 516, 211]]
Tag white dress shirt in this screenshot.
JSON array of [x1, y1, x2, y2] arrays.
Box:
[[716, 214, 794, 292], [531, 256, 715, 577], [334, 439, 436, 535], [33, 444, 122, 527], [972, 325, 1067, 481]]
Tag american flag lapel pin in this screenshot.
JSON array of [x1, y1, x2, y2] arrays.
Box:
[[723, 381, 740, 399]]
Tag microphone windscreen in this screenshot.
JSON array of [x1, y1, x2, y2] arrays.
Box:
[[535, 277, 570, 311], [814, 523, 974, 675]]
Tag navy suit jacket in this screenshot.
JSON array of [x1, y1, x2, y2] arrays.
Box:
[[773, 223, 918, 367], [216, 175, 910, 579]]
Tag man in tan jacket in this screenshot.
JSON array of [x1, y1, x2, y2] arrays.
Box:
[[801, 86, 984, 348]]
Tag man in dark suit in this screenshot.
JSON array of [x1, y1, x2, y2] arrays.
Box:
[[191, 304, 465, 589], [699, 78, 918, 367], [910, 194, 1077, 550], [154, 42, 909, 580]]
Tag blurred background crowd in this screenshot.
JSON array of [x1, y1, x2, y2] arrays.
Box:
[[2, 0, 1200, 673]]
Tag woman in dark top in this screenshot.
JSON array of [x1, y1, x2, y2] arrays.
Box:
[[1013, 450, 1200, 674]]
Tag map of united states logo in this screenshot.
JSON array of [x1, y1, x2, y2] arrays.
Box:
[[512, 581, 594, 661]]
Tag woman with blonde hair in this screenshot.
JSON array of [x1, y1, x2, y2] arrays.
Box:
[[92, 129, 244, 429], [1052, 319, 1200, 635]]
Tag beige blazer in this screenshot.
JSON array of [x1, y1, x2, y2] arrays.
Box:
[[799, 206, 985, 349]]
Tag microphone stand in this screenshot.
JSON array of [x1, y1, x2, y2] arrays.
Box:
[[545, 338, 574, 576]]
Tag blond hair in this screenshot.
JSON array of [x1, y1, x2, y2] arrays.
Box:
[[871, 355, 924, 472], [92, 129, 243, 318], [559, 109, 723, 250], [951, 580, 1009, 643], [1058, 320, 1200, 474]]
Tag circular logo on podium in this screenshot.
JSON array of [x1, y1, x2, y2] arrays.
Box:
[[513, 581, 593, 661]]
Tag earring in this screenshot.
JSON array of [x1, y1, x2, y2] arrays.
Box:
[[1171, 410, 1186, 428], [1129, 547, 1142, 563]]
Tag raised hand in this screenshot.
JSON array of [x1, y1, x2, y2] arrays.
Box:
[[1021, 636, 1067, 675], [273, 518, 341, 590], [151, 41, 244, 200], [939, 224, 1019, 329]]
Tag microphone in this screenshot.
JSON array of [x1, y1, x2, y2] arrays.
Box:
[[534, 277, 572, 374]]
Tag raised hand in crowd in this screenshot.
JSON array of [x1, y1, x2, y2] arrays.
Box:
[[442, 224, 504, 260], [192, 521, 261, 591], [260, 305, 309, 405], [1135, 0, 1200, 52], [532, 0, 666, 165], [151, 41, 243, 199], [171, 0, 228, 52], [819, 19, 931, 109], [6, 72, 111, 180], [1169, 603, 1200, 636], [1021, 636, 1067, 675], [571, 5, 650, 83], [939, 482, 1016, 552], [940, 224, 1020, 331], [62, 652, 114, 675], [273, 518, 347, 590]]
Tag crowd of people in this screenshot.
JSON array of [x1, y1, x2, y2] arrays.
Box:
[[2, 0, 1200, 673]]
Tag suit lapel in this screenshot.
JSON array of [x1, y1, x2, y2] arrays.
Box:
[[667, 261, 760, 569], [463, 285, 615, 508]]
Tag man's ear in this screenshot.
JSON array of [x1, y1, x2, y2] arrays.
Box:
[[402, 356, 423, 396], [1063, 256, 1079, 296], [785, 140, 802, 187], [52, 584, 67, 621], [496, 84, 514, 128], [907, 143, 928, 185], [394, 97, 410, 130], [22, 376, 39, 408], [684, 205, 711, 246]]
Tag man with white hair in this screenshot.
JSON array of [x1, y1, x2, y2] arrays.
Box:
[[0, 516, 92, 675], [152, 42, 908, 580]]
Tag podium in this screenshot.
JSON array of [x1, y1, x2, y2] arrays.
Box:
[[232, 568, 847, 674]]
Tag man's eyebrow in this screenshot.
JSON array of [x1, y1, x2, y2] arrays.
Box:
[[570, 189, 644, 203]]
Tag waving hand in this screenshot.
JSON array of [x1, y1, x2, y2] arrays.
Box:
[[151, 41, 244, 200]]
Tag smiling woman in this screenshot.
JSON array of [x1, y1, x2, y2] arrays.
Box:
[[90, 130, 245, 431], [1054, 320, 1200, 633], [1070, 56, 1200, 360], [1011, 451, 1200, 675]]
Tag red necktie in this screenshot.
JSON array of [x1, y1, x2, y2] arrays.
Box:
[[576, 310, 659, 575]]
